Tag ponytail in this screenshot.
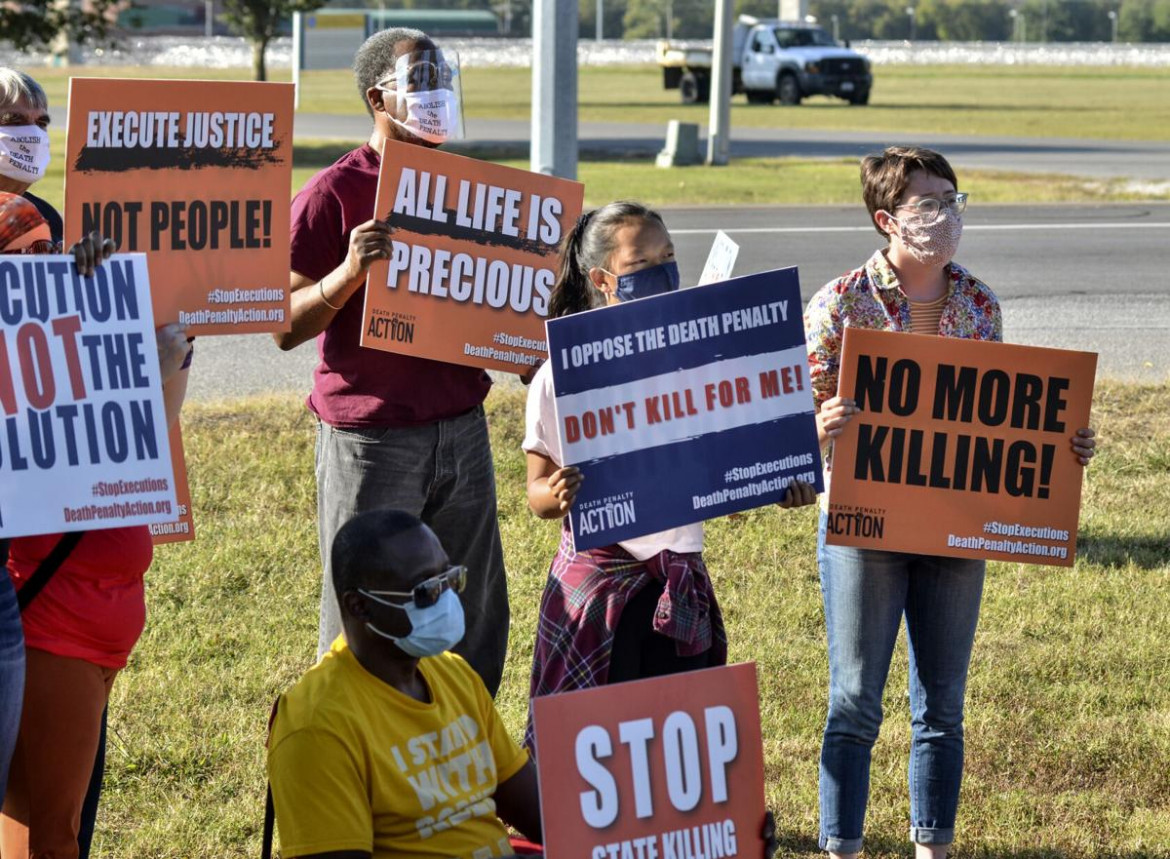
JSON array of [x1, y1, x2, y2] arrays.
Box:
[[548, 211, 597, 319]]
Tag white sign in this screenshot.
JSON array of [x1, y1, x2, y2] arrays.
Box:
[[697, 230, 740, 286], [0, 253, 177, 537]]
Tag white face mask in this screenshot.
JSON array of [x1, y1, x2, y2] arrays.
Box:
[[0, 125, 51, 185], [382, 87, 460, 145], [888, 209, 963, 267]]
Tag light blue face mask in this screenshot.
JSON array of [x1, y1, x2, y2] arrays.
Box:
[[360, 587, 465, 658]]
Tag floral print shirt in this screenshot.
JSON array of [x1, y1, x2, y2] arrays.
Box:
[[804, 249, 1003, 412]]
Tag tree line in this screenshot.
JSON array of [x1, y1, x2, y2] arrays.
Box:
[[366, 0, 1170, 42], [3, 0, 1166, 83]]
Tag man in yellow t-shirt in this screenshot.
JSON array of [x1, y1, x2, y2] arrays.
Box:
[[268, 510, 541, 859]]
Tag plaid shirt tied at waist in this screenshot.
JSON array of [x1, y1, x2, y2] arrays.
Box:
[[524, 525, 727, 750]]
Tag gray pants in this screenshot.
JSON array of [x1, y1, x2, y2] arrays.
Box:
[[315, 406, 509, 696]]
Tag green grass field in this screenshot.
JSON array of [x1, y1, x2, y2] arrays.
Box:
[[91, 382, 1170, 858], [29, 63, 1170, 142]]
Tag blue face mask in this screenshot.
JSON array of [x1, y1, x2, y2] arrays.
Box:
[[608, 260, 681, 302], [361, 587, 465, 658]]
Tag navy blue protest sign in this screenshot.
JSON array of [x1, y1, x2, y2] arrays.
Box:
[[547, 267, 823, 551], [0, 253, 177, 538]]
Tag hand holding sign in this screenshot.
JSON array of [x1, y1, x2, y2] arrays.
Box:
[[816, 395, 860, 443], [155, 322, 191, 380], [68, 230, 116, 278], [342, 219, 396, 290], [1071, 426, 1096, 465], [548, 465, 584, 514]]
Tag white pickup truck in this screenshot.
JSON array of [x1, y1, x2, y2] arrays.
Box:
[[657, 16, 873, 106]]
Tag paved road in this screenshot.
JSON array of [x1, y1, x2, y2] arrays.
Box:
[[187, 202, 1170, 402], [293, 114, 1170, 184]]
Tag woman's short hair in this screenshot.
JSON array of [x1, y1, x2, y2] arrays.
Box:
[[0, 68, 48, 112], [860, 146, 958, 238]]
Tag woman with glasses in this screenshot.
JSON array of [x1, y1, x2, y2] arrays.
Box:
[[803, 147, 1096, 859]]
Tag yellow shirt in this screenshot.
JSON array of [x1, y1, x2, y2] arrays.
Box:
[[268, 638, 528, 859]]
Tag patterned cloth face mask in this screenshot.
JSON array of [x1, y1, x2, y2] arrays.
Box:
[[887, 208, 963, 267]]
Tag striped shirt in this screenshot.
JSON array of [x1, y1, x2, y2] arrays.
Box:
[[908, 292, 948, 335]]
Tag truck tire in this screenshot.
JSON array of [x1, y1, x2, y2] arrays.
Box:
[[776, 72, 802, 106], [679, 70, 710, 105], [849, 89, 870, 105], [746, 89, 773, 105]]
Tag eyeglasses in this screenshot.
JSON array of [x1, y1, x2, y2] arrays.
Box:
[[896, 192, 968, 220], [360, 565, 466, 609], [377, 61, 456, 94]]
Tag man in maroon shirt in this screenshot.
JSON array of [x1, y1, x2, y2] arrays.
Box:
[[274, 29, 508, 695]]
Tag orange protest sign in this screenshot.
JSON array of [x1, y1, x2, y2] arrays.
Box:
[[150, 424, 194, 545], [827, 328, 1097, 567], [63, 79, 294, 334], [532, 664, 766, 859], [360, 139, 583, 372]]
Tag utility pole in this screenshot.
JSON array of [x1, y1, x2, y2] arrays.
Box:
[[292, 11, 303, 109], [494, 0, 513, 35], [596, 0, 603, 42], [532, 0, 578, 179], [50, 0, 82, 64], [707, 0, 733, 166]]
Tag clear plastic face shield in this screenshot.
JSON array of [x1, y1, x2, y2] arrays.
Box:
[[376, 49, 465, 145]]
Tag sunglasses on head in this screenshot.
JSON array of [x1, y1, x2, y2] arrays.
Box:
[[4, 239, 56, 255], [359, 565, 466, 610]]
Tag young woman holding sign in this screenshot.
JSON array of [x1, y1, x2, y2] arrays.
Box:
[[803, 147, 1097, 859], [521, 201, 816, 752]]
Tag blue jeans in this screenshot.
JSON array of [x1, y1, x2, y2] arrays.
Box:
[[0, 569, 22, 804], [817, 512, 985, 854], [315, 406, 509, 696]]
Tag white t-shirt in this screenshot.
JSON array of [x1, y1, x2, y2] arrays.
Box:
[[522, 362, 704, 561]]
